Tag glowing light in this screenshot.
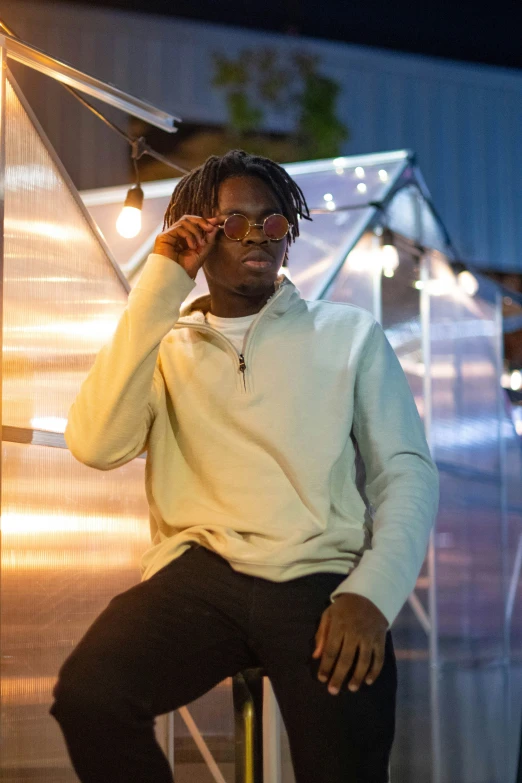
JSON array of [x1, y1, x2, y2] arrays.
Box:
[[355, 167, 365, 178], [323, 193, 333, 201], [510, 370, 522, 391], [333, 157, 348, 167], [381, 244, 399, 276], [335, 167, 344, 175], [414, 279, 453, 296], [457, 270, 479, 297], [378, 169, 389, 182], [326, 201, 336, 211], [1, 510, 145, 535], [116, 206, 142, 238], [426, 279, 452, 296], [357, 183, 367, 194], [30, 417, 67, 433]]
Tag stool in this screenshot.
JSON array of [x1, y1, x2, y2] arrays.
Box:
[[232, 667, 265, 783]]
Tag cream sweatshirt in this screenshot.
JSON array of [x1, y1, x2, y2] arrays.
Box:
[[65, 253, 439, 626]]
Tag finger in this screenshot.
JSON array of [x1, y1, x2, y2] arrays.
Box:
[[312, 614, 328, 658], [365, 643, 386, 686], [348, 644, 373, 692], [174, 226, 199, 251], [327, 639, 357, 694], [179, 221, 207, 245], [317, 637, 342, 684], [183, 215, 219, 232]]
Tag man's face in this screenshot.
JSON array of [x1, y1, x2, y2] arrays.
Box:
[[202, 175, 288, 297]]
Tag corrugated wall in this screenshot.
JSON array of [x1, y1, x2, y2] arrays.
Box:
[[2, 0, 522, 271]]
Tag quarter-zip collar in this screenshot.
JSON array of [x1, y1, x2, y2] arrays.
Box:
[[174, 273, 305, 394], [176, 272, 303, 326]]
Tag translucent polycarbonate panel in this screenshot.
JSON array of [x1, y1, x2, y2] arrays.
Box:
[[286, 158, 406, 300], [321, 231, 377, 315], [2, 75, 129, 431], [379, 253, 433, 780], [429, 252, 501, 479], [285, 155, 407, 210], [386, 182, 449, 256], [0, 441, 161, 778], [428, 250, 508, 781]]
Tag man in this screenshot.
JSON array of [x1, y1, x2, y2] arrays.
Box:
[[50, 149, 439, 782]]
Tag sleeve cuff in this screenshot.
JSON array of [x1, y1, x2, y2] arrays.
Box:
[[329, 568, 407, 628]]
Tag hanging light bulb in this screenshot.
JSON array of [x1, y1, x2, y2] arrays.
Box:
[[116, 184, 144, 238], [510, 370, 522, 392], [380, 227, 399, 277]]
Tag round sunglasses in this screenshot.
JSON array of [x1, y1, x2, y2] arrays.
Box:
[[217, 213, 292, 242]]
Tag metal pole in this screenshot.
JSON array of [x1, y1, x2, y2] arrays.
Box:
[[420, 251, 442, 783], [372, 232, 382, 326], [496, 290, 512, 778]]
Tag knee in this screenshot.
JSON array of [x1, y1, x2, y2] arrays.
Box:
[[49, 661, 114, 725]]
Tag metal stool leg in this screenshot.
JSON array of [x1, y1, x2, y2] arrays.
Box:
[[232, 667, 264, 783]]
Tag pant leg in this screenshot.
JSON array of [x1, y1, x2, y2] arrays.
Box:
[[49, 545, 258, 783], [248, 571, 397, 783]]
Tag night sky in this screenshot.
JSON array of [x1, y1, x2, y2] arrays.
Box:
[[38, 0, 521, 70]]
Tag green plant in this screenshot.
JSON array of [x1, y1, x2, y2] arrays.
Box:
[[212, 47, 349, 161]]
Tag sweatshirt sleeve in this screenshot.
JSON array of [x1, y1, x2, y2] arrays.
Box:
[[64, 254, 196, 470], [329, 319, 440, 626]]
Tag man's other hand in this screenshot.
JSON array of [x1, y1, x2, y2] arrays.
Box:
[[312, 593, 388, 695]]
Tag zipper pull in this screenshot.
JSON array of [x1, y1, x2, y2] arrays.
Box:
[[238, 354, 246, 390]]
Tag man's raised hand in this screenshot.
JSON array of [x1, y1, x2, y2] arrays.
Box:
[[153, 215, 220, 279]]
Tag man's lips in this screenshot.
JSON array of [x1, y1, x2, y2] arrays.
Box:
[[242, 251, 274, 268]]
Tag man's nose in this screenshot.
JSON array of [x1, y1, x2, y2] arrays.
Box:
[[244, 226, 269, 244]]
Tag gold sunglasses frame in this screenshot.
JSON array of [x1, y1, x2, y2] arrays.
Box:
[[217, 213, 293, 242]]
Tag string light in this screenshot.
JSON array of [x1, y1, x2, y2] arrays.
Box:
[[116, 184, 144, 238], [457, 270, 479, 297], [511, 370, 522, 391], [380, 227, 399, 278]]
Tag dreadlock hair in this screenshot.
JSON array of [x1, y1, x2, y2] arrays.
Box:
[[162, 149, 312, 245]]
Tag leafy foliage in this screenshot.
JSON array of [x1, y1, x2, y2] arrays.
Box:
[[212, 47, 349, 161]]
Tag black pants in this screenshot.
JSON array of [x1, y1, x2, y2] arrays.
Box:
[[50, 544, 396, 782]]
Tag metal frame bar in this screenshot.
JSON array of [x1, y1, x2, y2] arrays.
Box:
[[0, 31, 181, 132], [497, 288, 513, 781], [178, 706, 227, 783], [420, 249, 442, 783]]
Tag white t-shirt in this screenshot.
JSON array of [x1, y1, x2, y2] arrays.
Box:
[[205, 311, 257, 353]]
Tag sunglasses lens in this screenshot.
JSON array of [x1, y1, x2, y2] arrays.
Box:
[[223, 214, 250, 240], [264, 214, 289, 241]]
